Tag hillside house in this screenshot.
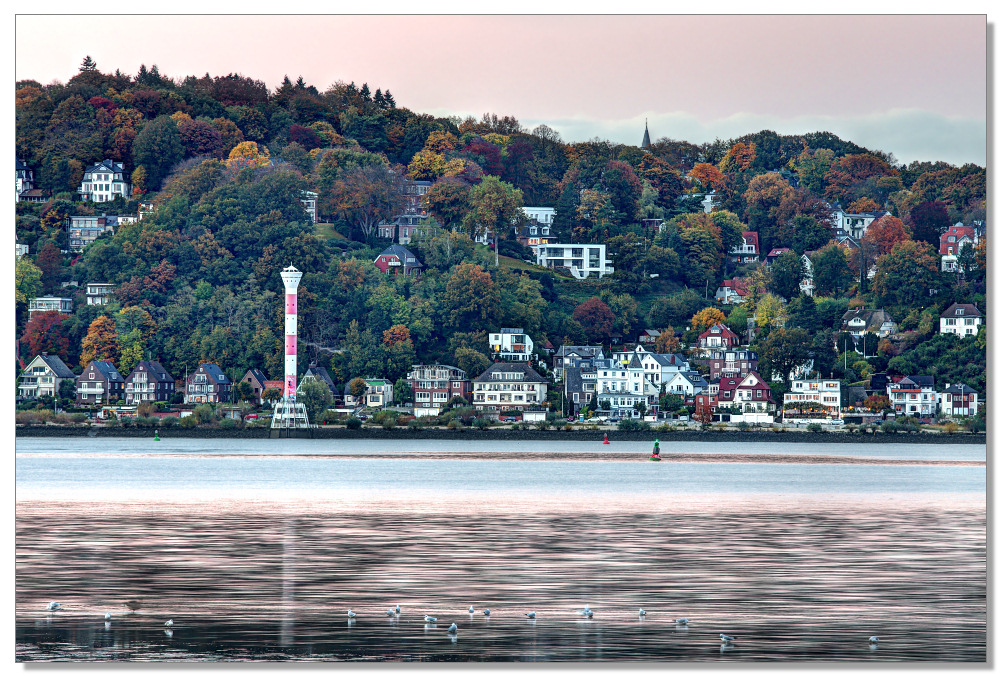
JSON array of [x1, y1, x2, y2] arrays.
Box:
[[28, 297, 73, 316], [783, 378, 843, 419], [938, 383, 978, 418], [887, 375, 936, 417], [939, 224, 977, 273], [938, 303, 982, 338], [489, 328, 534, 362], [729, 231, 760, 264], [18, 354, 75, 400], [78, 159, 131, 202], [706, 348, 759, 380], [76, 359, 125, 405], [184, 363, 232, 404], [698, 324, 740, 353], [535, 243, 613, 279], [715, 278, 748, 304], [408, 364, 471, 417], [241, 368, 269, 404], [86, 283, 115, 306], [373, 244, 424, 277], [472, 362, 547, 413], [124, 360, 175, 404]]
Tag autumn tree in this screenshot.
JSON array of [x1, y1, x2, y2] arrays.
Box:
[[810, 243, 853, 297], [691, 307, 726, 333], [572, 297, 614, 344], [34, 241, 64, 294], [226, 141, 271, 171], [863, 215, 910, 256], [20, 311, 70, 361], [653, 328, 681, 354], [423, 177, 472, 229], [79, 315, 121, 368], [688, 162, 724, 192], [908, 200, 950, 246], [871, 240, 942, 315]]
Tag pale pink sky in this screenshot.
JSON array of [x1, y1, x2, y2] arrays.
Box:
[[14, 14, 989, 165]]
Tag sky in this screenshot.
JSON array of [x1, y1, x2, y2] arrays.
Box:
[[13, 13, 990, 166]]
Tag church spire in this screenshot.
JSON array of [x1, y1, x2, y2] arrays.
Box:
[[641, 118, 651, 150]]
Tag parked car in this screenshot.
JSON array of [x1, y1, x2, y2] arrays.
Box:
[[500, 416, 518, 423], [607, 416, 621, 423], [244, 414, 258, 421]]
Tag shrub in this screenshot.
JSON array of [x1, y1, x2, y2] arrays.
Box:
[[535, 420, 550, 430], [943, 422, 958, 435], [345, 417, 362, 430], [160, 416, 178, 428], [179, 415, 197, 428], [407, 419, 423, 430], [193, 404, 216, 425], [447, 420, 465, 430], [219, 417, 238, 429], [618, 418, 650, 432], [71, 413, 87, 424], [473, 417, 489, 430], [806, 423, 824, 433], [737, 421, 749, 431], [16, 411, 40, 426]]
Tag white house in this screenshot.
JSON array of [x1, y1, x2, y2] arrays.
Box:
[[939, 303, 982, 338], [830, 206, 887, 240], [18, 354, 76, 400], [887, 376, 937, 417], [16, 241, 29, 258], [78, 159, 131, 203], [662, 371, 709, 397], [783, 378, 843, 418], [593, 356, 658, 418], [300, 190, 318, 223], [68, 214, 120, 252], [535, 243, 613, 279], [85, 283, 115, 306], [489, 328, 534, 362], [522, 206, 555, 226], [472, 362, 548, 412], [799, 253, 815, 297]]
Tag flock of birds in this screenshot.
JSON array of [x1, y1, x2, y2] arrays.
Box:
[[43, 601, 881, 650]]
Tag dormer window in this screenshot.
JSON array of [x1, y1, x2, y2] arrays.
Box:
[[957, 309, 964, 316]]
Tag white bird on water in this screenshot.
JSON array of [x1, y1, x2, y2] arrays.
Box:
[[525, 611, 536, 619], [395, 605, 401, 615], [448, 623, 458, 633], [468, 605, 475, 613], [346, 610, 357, 618], [46, 602, 62, 611], [424, 615, 437, 623], [104, 612, 112, 621], [164, 619, 174, 627], [720, 633, 736, 644], [639, 609, 646, 617], [577, 605, 592, 617], [869, 636, 879, 644], [675, 618, 689, 625], [385, 609, 395, 616], [483, 609, 491, 616]]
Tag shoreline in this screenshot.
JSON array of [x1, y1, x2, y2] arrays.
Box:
[[15, 426, 986, 444]]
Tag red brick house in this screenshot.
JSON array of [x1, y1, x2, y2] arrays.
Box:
[[407, 364, 472, 417], [374, 244, 424, 277], [698, 324, 739, 351]]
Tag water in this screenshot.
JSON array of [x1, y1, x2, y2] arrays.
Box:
[[15, 437, 986, 662]]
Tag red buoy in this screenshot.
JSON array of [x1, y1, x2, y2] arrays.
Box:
[[603, 433, 610, 445]]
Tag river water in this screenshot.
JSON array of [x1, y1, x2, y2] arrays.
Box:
[[15, 436, 986, 662]]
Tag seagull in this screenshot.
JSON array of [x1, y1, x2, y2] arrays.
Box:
[[395, 605, 401, 615], [104, 612, 112, 621], [675, 618, 689, 625], [346, 610, 357, 618], [720, 633, 736, 643], [525, 611, 536, 619], [424, 615, 437, 623], [578, 605, 591, 616], [385, 609, 395, 616], [639, 609, 646, 617], [448, 623, 458, 633], [468, 605, 475, 613], [869, 636, 879, 644], [483, 608, 491, 616], [125, 600, 142, 612], [164, 619, 174, 627], [46, 602, 62, 611]]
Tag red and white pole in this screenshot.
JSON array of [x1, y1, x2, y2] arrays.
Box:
[[280, 265, 302, 401]]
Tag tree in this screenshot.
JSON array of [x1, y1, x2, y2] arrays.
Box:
[[15, 257, 43, 304], [789, 214, 832, 255], [453, 346, 489, 378], [298, 378, 333, 422], [442, 263, 499, 330], [688, 162, 724, 191], [864, 215, 910, 256], [654, 328, 681, 354], [573, 297, 614, 344], [756, 327, 810, 385], [80, 55, 98, 72], [348, 376, 368, 399], [463, 175, 524, 242], [423, 177, 472, 229], [226, 141, 270, 171], [328, 163, 406, 239], [810, 243, 853, 297], [79, 315, 120, 368], [132, 114, 184, 191], [20, 311, 70, 361], [393, 377, 413, 405], [691, 307, 726, 333], [769, 251, 804, 300], [871, 240, 942, 315], [908, 200, 950, 246], [863, 394, 891, 412], [754, 293, 788, 330], [34, 241, 64, 294]]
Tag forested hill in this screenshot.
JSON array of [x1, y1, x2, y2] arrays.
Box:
[[15, 60, 987, 396]]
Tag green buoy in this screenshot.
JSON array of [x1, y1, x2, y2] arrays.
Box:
[[154, 430, 160, 441]]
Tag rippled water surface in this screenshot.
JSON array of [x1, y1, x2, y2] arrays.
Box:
[[15, 437, 986, 662]]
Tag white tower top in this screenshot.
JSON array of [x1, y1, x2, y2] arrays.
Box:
[[280, 265, 302, 291]]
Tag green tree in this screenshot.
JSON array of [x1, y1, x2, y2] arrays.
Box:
[[769, 251, 804, 300], [871, 240, 942, 315], [132, 114, 184, 191], [441, 263, 499, 330], [15, 257, 43, 304], [755, 327, 811, 385], [298, 378, 333, 422], [811, 243, 853, 297], [463, 175, 524, 242], [453, 346, 490, 378]]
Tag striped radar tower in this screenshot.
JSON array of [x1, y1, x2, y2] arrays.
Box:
[[272, 265, 310, 429]]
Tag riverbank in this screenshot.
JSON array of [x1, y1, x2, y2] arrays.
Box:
[[14, 425, 985, 444]]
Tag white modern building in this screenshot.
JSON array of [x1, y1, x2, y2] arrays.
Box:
[[522, 206, 555, 225], [300, 190, 318, 224], [489, 328, 534, 362], [68, 214, 121, 252], [85, 283, 115, 306], [28, 297, 73, 316], [535, 243, 613, 279]]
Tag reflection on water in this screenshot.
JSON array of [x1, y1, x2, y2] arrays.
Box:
[[16, 502, 985, 661]]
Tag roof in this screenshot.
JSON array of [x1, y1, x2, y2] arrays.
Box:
[[243, 368, 268, 385], [29, 354, 75, 379], [83, 159, 125, 174], [88, 360, 123, 381], [645, 353, 686, 367], [941, 383, 978, 395], [699, 323, 738, 340], [564, 366, 584, 393], [841, 308, 895, 331], [194, 363, 229, 383], [472, 362, 547, 383], [376, 244, 423, 267], [263, 380, 283, 390], [717, 278, 749, 296], [742, 231, 760, 250], [940, 303, 982, 319], [641, 120, 651, 149], [303, 365, 338, 394], [130, 360, 173, 383], [555, 345, 604, 358]]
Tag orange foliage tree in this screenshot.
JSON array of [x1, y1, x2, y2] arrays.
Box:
[[863, 215, 911, 256]]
